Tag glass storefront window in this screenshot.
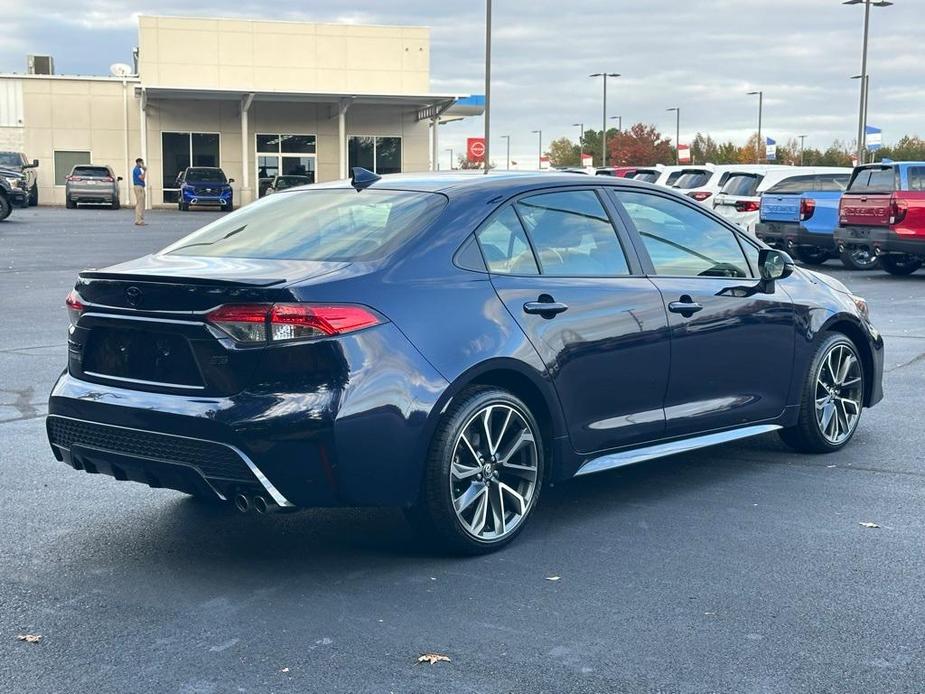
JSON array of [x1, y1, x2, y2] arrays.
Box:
[[162, 132, 221, 203], [348, 136, 402, 175], [256, 133, 317, 197]]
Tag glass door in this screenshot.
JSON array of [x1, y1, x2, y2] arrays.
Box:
[[256, 134, 316, 197], [161, 132, 220, 203]]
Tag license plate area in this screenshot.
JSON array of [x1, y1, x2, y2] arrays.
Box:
[[82, 326, 204, 388]]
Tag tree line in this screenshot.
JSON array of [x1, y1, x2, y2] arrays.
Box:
[[537, 124, 925, 169]]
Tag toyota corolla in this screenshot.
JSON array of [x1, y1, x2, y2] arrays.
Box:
[[48, 169, 883, 553]]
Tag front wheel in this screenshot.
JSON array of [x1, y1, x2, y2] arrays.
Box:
[[408, 387, 544, 554], [880, 254, 921, 276], [29, 183, 38, 206], [0, 194, 11, 221], [795, 246, 830, 266], [779, 334, 864, 453], [839, 247, 879, 271]]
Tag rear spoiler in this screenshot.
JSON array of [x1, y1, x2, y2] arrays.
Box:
[[77, 270, 286, 287]]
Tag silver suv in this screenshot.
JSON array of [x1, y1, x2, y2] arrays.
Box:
[[65, 165, 122, 209]]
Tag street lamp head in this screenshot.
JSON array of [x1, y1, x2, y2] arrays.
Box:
[[747, 90, 762, 96], [666, 107, 679, 112]]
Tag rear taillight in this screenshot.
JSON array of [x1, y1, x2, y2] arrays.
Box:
[[687, 191, 713, 202], [890, 196, 909, 226], [102, 176, 114, 183], [206, 303, 382, 344], [800, 198, 816, 222], [735, 200, 760, 212], [65, 290, 85, 326]]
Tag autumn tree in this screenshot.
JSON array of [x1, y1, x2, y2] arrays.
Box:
[[608, 123, 674, 166]]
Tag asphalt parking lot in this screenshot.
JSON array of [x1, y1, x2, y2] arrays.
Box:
[[1, 205, 923, 693]]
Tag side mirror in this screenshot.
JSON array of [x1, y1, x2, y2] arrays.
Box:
[[228, 178, 235, 183], [758, 248, 795, 290], [117, 176, 123, 181]]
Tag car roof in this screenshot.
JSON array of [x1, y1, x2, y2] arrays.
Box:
[[306, 170, 662, 196]]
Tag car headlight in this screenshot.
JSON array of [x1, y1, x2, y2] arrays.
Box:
[[851, 295, 870, 321], [4, 177, 24, 189]]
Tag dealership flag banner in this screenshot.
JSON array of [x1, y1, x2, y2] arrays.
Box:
[[766, 137, 777, 161], [466, 137, 486, 163], [678, 144, 691, 164], [866, 125, 882, 151]]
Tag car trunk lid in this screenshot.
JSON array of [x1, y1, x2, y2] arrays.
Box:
[[760, 193, 802, 223]]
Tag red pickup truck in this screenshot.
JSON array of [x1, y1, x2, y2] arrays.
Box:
[[837, 162, 925, 275]]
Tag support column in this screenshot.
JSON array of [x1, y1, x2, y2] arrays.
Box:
[[431, 117, 439, 171], [337, 99, 351, 179], [138, 88, 149, 209], [240, 93, 255, 205]]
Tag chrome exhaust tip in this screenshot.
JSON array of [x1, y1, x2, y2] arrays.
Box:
[[253, 495, 270, 514], [234, 494, 250, 513]]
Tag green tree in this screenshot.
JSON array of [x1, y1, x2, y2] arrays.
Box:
[[547, 137, 581, 168], [579, 128, 620, 167]]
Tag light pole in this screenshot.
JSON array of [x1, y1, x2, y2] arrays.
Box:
[[590, 72, 620, 167], [531, 129, 542, 169], [844, 0, 892, 165], [609, 115, 622, 132], [572, 123, 584, 163], [500, 135, 510, 170], [799, 135, 807, 165], [851, 74, 871, 163], [483, 0, 492, 174], [748, 90, 763, 164], [445, 148, 454, 170], [666, 107, 680, 164]]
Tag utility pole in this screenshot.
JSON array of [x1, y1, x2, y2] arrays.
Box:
[[590, 73, 620, 167], [572, 122, 584, 162], [532, 130, 542, 169], [667, 107, 680, 164], [483, 0, 492, 174], [748, 91, 763, 163], [799, 135, 807, 165], [500, 135, 510, 170]]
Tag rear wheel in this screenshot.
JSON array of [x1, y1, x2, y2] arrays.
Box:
[[408, 387, 544, 554], [795, 246, 830, 266], [0, 194, 11, 221], [880, 254, 921, 276], [779, 333, 864, 453], [839, 247, 879, 271]]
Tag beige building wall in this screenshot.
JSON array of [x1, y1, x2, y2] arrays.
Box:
[[138, 16, 430, 94]]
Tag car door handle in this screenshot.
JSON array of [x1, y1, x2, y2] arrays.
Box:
[[668, 299, 703, 315], [523, 300, 569, 317]]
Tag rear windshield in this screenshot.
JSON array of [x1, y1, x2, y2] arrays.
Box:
[[766, 174, 816, 194], [848, 166, 895, 193], [162, 189, 447, 262], [722, 173, 763, 196], [664, 171, 684, 186], [672, 170, 711, 189], [72, 166, 110, 178], [630, 171, 659, 183], [187, 168, 227, 183]]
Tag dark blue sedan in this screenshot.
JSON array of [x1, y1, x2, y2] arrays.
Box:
[[48, 169, 883, 553]]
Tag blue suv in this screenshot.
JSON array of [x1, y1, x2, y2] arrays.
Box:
[[176, 167, 234, 212], [755, 170, 877, 270]]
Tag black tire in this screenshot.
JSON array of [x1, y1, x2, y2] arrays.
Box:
[[66, 198, 77, 209], [225, 198, 234, 213], [795, 246, 830, 266], [839, 247, 879, 271], [880, 254, 921, 276], [111, 198, 120, 210], [178, 202, 189, 211], [779, 333, 864, 454], [28, 183, 38, 207], [407, 386, 545, 555], [0, 194, 11, 221]]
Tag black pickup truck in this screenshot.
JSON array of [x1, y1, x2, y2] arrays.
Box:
[[0, 166, 31, 221], [0, 151, 39, 206]]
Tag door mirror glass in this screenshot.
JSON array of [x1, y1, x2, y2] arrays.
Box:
[[759, 248, 795, 281], [228, 178, 235, 183]]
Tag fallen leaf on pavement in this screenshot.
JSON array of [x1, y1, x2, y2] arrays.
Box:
[[545, 576, 561, 581], [17, 634, 42, 644], [858, 522, 880, 529], [417, 653, 451, 665], [281, 668, 290, 673]]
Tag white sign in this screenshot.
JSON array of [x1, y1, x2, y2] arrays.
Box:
[[678, 144, 691, 163]]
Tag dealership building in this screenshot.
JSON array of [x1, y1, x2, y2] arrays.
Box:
[[0, 15, 482, 207]]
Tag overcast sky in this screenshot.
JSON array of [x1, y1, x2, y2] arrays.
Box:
[[4, 1, 923, 168]]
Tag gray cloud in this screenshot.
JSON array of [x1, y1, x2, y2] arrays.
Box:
[[4, 1, 921, 167]]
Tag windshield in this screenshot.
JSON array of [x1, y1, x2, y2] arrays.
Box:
[[162, 189, 447, 262], [0, 152, 23, 168], [722, 173, 762, 197], [672, 170, 711, 189], [848, 166, 896, 193], [186, 168, 227, 183]]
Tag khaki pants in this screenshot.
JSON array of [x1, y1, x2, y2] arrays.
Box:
[[134, 185, 146, 224]]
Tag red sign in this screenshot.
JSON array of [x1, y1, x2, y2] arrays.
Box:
[[678, 144, 691, 164], [467, 137, 486, 163]]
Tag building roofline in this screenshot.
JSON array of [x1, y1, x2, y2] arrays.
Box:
[[137, 14, 430, 32], [0, 73, 140, 82]]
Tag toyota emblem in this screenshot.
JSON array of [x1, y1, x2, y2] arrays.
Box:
[[125, 286, 143, 308]]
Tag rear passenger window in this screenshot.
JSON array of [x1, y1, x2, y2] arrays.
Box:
[[515, 190, 629, 276], [476, 207, 539, 275], [614, 190, 751, 278], [907, 167, 925, 192]]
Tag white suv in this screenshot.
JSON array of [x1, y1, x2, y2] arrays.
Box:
[[678, 164, 793, 207]]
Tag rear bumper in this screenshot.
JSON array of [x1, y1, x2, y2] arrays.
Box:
[[755, 221, 792, 249], [46, 323, 449, 508], [790, 224, 836, 251], [67, 185, 116, 202], [835, 225, 925, 257]]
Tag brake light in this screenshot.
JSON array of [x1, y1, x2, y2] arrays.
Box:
[[206, 303, 382, 343], [735, 200, 760, 212], [65, 290, 86, 326], [800, 198, 816, 222], [890, 196, 909, 226], [687, 191, 713, 201], [102, 176, 114, 183]]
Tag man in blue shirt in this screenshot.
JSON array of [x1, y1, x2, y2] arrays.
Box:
[[132, 158, 146, 226]]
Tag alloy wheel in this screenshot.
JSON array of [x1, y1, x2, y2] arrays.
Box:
[[450, 403, 539, 542], [814, 343, 863, 445]]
